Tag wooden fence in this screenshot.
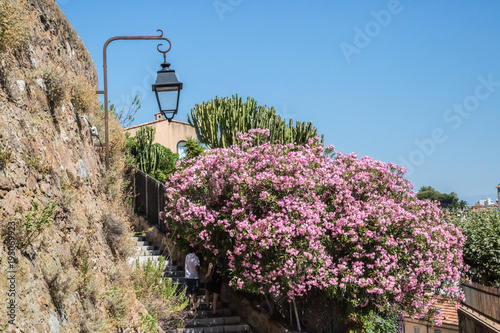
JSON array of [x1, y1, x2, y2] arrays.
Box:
[[461, 283, 500, 323], [459, 283, 500, 333]]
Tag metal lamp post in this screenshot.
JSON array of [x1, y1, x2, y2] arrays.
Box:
[[97, 29, 183, 170]]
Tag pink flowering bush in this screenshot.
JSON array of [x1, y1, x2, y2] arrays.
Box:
[[162, 129, 466, 323]]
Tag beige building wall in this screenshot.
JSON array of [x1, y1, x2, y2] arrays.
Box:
[[124, 113, 197, 154], [404, 318, 458, 333]]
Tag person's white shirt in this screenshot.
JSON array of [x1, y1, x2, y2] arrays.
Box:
[[185, 253, 200, 279]]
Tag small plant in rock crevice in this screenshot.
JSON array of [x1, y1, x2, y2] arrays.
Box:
[[23, 151, 40, 170], [60, 189, 76, 213], [102, 285, 133, 327], [22, 150, 52, 175], [19, 200, 56, 250], [0, 147, 12, 167], [42, 66, 65, 112], [41, 259, 78, 311], [139, 312, 158, 333], [101, 212, 134, 259]]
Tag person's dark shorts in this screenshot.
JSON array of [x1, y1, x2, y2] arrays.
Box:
[[206, 279, 222, 294], [186, 279, 199, 295]]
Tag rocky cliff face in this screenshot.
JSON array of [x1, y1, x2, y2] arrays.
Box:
[[0, 0, 145, 331]]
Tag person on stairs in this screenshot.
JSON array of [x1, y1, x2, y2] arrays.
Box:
[[185, 245, 201, 311], [204, 261, 223, 317]]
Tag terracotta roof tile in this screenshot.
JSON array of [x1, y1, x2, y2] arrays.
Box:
[[436, 300, 459, 326], [124, 117, 191, 130], [404, 299, 459, 327]]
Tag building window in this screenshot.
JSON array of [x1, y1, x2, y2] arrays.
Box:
[[413, 328, 420, 333], [177, 141, 187, 159], [434, 331, 442, 333]]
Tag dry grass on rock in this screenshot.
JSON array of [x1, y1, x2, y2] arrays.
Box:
[[0, 0, 34, 52], [101, 211, 134, 260], [70, 75, 99, 114]]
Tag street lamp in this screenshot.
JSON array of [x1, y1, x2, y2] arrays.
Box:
[[152, 45, 183, 121], [97, 29, 183, 170]]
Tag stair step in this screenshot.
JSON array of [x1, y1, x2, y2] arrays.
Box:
[[171, 279, 224, 298], [127, 256, 175, 267], [170, 281, 205, 295], [165, 323, 251, 333], [164, 262, 180, 269], [224, 325, 251, 332], [164, 265, 183, 272], [196, 295, 225, 303], [130, 236, 253, 333], [195, 309, 232, 318], [164, 269, 185, 277], [136, 245, 155, 251], [172, 276, 208, 284], [136, 249, 161, 256], [185, 316, 242, 327], [196, 300, 225, 309], [135, 255, 162, 262]]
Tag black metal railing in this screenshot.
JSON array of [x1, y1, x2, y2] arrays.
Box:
[[131, 168, 168, 232]]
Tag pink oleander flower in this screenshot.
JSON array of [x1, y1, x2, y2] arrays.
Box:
[[163, 129, 466, 320]]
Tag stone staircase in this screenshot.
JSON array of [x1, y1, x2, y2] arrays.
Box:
[[130, 236, 253, 332], [128, 236, 163, 267]]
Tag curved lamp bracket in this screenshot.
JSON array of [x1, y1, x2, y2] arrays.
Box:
[[156, 29, 172, 62], [98, 29, 176, 170]]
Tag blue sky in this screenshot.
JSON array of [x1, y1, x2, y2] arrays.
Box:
[[57, 0, 500, 204]]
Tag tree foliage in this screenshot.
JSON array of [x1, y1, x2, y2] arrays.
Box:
[[162, 129, 466, 329], [153, 144, 179, 183], [125, 127, 178, 183], [449, 210, 500, 287], [187, 94, 324, 149], [103, 95, 141, 128], [116, 95, 141, 128], [183, 137, 205, 161], [416, 186, 467, 211]]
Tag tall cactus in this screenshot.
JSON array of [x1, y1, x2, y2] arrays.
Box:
[[187, 94, 324, 149], [134, 126, 161, 174]]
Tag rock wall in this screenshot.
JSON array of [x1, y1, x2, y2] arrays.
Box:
[[0, 0, 145, 331]]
